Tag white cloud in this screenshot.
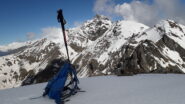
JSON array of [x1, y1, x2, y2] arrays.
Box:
[[26, 32, 36, 40], [114, 1, 159, 26], [41, 27, 61, 38], [154, 0, 185, 24], [93, 0, 116, 18], [41, 27, 64, 44], [73, 21, 83, 27], [93, 0, 185, 26]]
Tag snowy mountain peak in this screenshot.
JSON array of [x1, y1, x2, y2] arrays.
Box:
[[80, 15, 112, 41], [1, 16, 185, 89], [155, 20, 184, 34], [94, 14, 110, 21]]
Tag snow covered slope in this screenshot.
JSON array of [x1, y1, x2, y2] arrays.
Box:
[[70, 19, 185, 77], [1, 15, 185, 89], [117, 20, 185, 75], [71, 20, 149, 77], [0, 74, 185, 104], [0, 38, 64, 89]]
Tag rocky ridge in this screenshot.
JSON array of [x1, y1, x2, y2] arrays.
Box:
[[0, 15, 185, 89]]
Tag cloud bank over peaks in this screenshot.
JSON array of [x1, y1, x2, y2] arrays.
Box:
[[93, 0, 116, 19], [41, 27, 64, 44], [93, 0, 185, 26], [26, 32, 36, 40]]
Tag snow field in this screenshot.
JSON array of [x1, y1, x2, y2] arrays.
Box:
[[0, 74, 185, 104]]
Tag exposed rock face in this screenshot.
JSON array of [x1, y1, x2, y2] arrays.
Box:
[[71, 20, 149, 77], [0, 38, 63, 89], [81, 15, 112, 41], [22, 59, 65, 85], [118, 39, 183, 75], [116, 20, 185, 75], [1, 16, 185, 89]]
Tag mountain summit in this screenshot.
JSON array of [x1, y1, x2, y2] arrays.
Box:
[[0, 16, 185, 89]]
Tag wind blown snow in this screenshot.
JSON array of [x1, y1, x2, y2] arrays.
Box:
[[0, 74, 185, 104]]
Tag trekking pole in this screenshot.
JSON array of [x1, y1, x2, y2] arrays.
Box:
[[57, 9, 70, 63], [57, 9, 73, 81]]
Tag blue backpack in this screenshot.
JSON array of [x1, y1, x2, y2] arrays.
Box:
[[43, 62, 79, 104]]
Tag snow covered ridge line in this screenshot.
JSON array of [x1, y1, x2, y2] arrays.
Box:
[[1, 15, 185, 90], [75, 19, 185, 77]]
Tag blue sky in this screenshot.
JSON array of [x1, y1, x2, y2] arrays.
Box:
[[0, 0, 127, 45], [0, 0, 184, 45], [0, 0, 94, 45]]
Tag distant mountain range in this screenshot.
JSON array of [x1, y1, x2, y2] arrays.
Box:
[[0, 15, 185, 89]]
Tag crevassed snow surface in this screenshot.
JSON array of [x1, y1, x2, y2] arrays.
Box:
[[0, 74, 185, 104]]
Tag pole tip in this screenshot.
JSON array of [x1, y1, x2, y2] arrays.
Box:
[[57, 9, 62, 13]]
